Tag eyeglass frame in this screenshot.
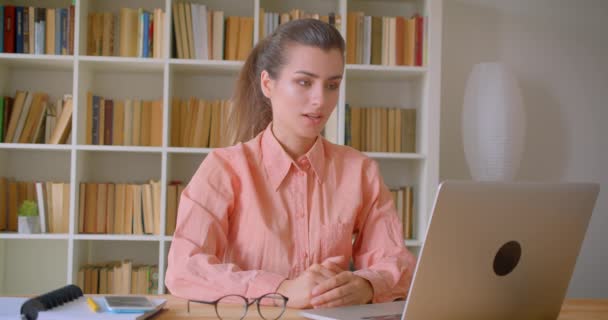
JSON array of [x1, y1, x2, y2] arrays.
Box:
[[187, 292, 289, 320]]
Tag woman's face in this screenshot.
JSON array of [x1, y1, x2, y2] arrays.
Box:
[[261, 44, 344, 142]]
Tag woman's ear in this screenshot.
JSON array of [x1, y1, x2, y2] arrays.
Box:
[[260, 70, 273, 99]]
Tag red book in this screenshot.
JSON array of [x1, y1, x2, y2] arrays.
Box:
[[414, 14, 424, 66], [4, 5, 16, 53]]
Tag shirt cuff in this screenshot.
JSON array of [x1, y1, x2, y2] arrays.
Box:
[[354, 269, 388, 303], [245, 271, 287, 298]]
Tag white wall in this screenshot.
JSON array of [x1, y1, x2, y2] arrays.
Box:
[[441, 0, 608, 297]]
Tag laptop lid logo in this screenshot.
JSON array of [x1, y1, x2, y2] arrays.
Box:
[[493, 241, 521, 276]]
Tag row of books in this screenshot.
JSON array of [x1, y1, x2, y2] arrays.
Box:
[[345, 105, 416, 153], [87, 8, 166, 58], [259, 8, 341, 40], [1, 5, 75, 55], [77, 261, 158, 295], [172, 2, 253, 61], [390, 186, 414, 239], [78, 181, 161, 235], [0, 178, 70, 234], [165, 181, 185, 236], [170, 98, 231, 148], [347, 12, 425, 66], [1, 92, 72, 144], [86, 93, 163, 147]]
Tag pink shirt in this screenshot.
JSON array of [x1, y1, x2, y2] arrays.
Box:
[[165, 124, 416, 303]]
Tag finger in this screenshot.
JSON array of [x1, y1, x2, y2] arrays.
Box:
[[315, 292, 357, 309], [311, 272, 351, 296], [310, 283, 356, 307], [321, 260, 344, 275], [308, 263, 323, 273], [321, 256, 347, 268], [307, 269, 332, 284], [312, 266, 337, 280]]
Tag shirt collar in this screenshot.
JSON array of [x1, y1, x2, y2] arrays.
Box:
[[261, 123, 326, 191]]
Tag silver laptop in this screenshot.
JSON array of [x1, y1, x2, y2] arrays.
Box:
[[300, 181, 599, 320]]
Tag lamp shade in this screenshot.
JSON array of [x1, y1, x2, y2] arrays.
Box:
[[462, 62, 526, 181]]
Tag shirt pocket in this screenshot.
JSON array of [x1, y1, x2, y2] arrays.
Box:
[[318, 222, 354, 260]]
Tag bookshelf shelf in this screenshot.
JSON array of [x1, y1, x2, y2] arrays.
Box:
[[0, 233, 70, 240], [0, 54, 74, 69], [166, 147, 212, 154], [0, 143, 72, 151], [78, 57, 166, 72], [75, 145, 164, 153], [346, 64, 427, 79], [0, 0, 442, 296], [169, 59, 243, 71], [73, 234, 163, 241], [365, 152, 425, 160]]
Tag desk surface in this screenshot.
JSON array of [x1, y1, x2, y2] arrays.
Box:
[[157, 295, 608, 319]]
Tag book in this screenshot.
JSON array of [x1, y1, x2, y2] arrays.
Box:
[[13, 284, 166, 320]]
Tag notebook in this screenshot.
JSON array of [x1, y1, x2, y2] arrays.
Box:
[[0, 284, 166, 320]]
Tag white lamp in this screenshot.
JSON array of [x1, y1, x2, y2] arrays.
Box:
[[462, 62, 526, 181]]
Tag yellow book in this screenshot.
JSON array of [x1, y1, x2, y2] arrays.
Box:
[[132, 100, 142, 146], [236, 17, 253, 60], [387, 108, 395, 153], [113, 100, 125, 146], [46, 8, 56, 54], [171, 3, 184, 58], [18, 93, 47, 143], [224, 16, 240, 60], [84, 183, 97, 233], [78, 183, 86, 233], [142, 183, 154, 234], [49, 97, 73, 144], [170, 98, 181, 146], [114, 184, 126, 234], [191, 100, 207, 147], [140, 100, 152, 147], [165, 183, 177, 235], [106, 183, 115, 234], [150, 100, 163, 147], [96, 183, 107, 233], [124, 185, 134, 235], [101, 12, 114, 56], [152, 180, 161, 235], [0, 178, 7, 231], [178, 2, 190, 59], [184, 2, 195, 59], [119, 8, 139, 57], [132, 185, 143, 235]]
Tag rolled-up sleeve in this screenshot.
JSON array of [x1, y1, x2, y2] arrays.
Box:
[[352, 159, 417, 303], [164, 150, 286, 301]]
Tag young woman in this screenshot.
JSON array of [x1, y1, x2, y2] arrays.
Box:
[[165, 19, 416, 310]]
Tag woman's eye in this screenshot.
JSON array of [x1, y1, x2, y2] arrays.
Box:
[[326, 83, 339, 90], [298, 80, 311, 87]]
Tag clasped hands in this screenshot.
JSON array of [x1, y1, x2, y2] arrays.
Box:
[[277, 256, 374, 309]]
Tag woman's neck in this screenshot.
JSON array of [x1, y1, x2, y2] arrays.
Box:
[[271, 124, 317, 160]]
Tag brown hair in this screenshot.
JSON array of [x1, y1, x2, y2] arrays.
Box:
[[225, 18, 345, 146]]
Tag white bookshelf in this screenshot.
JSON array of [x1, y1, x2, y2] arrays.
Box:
[[0, 0, 442, 295]]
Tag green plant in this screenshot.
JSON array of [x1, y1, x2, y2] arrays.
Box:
[[18, 200, 39, 217]]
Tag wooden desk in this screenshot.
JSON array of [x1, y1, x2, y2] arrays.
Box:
[[157, 295, 608, 319]]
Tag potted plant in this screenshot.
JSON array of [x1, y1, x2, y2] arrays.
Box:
[[18, 200, 41, 234]]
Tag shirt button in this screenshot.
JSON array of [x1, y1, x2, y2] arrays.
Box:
[[298, 171, 306, 177], [298, 212, 305, 218], [298, 159, 310, 169]]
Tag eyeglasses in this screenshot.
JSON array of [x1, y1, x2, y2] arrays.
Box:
[[187, 293, 289, 320]]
